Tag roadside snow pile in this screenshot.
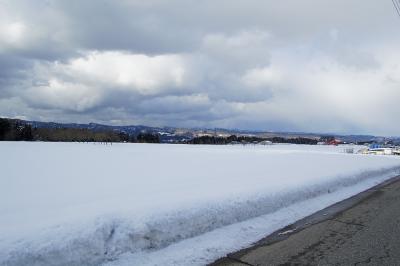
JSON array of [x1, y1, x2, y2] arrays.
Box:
[[1, 142, 400, 266]]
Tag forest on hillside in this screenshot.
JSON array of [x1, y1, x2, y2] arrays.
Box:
[[0, 117, 321, 145], [0, 118, 160, 143], [186, 135, 318, 145]]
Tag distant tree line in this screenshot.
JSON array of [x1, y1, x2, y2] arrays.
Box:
[[0, 117, 320, 145], [319, 136, 335, 142], [269, 137, 318, 145], [186, 135, 266, 145], [136, 133, 160, 143], [186, 135, 318, 145], [0, 119, 33, 141], [186, 135, 232, 145], [0, 118, 160, 143]]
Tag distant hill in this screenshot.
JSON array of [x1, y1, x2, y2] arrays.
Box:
[[1, 117, 398, 144]]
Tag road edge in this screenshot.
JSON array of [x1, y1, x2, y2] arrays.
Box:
[[210, 175, 400, 265]]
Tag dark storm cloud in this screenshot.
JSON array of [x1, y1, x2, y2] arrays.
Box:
[[1, 0, 400, 135]]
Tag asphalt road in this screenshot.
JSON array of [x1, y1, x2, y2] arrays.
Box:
[[211, 176, 400, 266]]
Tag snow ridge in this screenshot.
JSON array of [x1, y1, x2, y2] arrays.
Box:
[[3, 166, 400, 266]]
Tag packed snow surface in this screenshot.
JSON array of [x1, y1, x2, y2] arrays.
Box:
[[1, 142, 400, 266]]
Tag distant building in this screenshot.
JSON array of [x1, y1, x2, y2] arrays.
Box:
[[363, 143, 397, 155], [368, 148, 393, 155], [259, 140, 273, 145], [327, 139, 341, 146], [343, 148, 354, 154], [369, 143, 382, 149]]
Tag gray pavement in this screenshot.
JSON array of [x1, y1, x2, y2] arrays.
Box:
[[211, 176, 400, 266]]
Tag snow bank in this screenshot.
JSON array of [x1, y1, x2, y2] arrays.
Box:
[[0, 142, 399, 266]]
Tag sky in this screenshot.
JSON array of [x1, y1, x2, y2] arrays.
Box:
[[0, 0, 400, 136]]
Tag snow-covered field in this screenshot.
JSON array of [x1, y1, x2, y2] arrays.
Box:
[[1, 142, 400, 266]]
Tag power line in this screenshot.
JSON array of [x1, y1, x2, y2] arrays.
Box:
[[393, 0, 400, 18], [393, 0, 400, 15]]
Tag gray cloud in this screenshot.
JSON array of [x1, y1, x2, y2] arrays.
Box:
[[0, 0, 400, 135]]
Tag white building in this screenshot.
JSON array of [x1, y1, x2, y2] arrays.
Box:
[[368, 148, 393, 155]]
